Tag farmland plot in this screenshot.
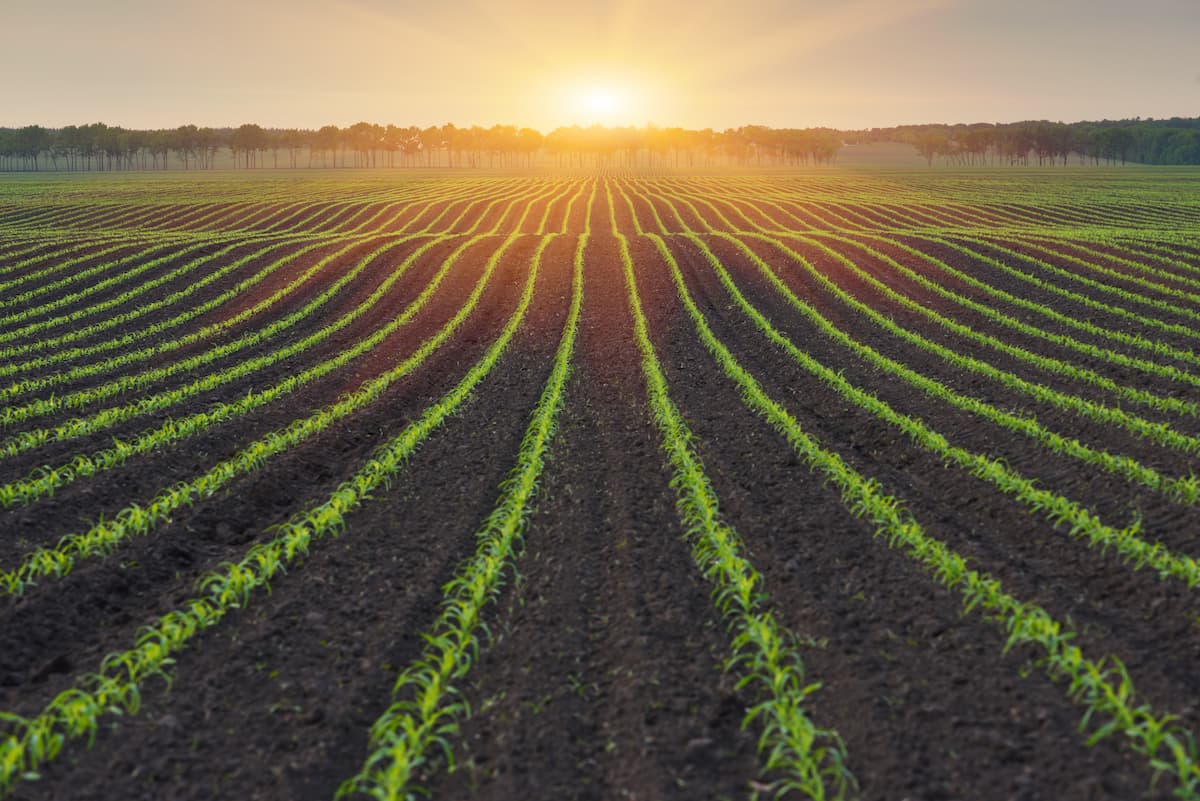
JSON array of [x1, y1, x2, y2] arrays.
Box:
[[1, 168, 1200, 800]]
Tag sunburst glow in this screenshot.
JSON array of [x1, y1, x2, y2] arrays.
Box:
[[581, 88, 620, 115], [568, 83, 638, 125]]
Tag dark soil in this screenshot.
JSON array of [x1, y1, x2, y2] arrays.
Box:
[[428, 223, 762, 801], [629, 231, 1168, 801], [3, 173, 1198, 801]]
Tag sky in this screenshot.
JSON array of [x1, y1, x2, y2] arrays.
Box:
[[3, 0, 1198, 131]]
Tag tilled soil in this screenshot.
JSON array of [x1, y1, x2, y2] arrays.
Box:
[[2, 172, 1199, 801], [629, 233, 1164, 801], [429, 227, 761, 801]]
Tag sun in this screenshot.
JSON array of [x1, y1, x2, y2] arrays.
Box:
[[571, 85, 632, 125], [581, 88, 620, 116], [541, 71, 656, 128]]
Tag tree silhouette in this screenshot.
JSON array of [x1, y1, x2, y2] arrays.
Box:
[[4, 116, 1200, 172]]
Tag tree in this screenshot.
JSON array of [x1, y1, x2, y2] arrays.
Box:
[[914, 129, 950, 166], [231, 123, 268, 168], [314, 125, 340, 168]]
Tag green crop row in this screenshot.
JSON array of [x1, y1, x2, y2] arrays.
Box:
[[0, 179, 585, 588], [339, 228, 584, 801], [0, 237, 487, 593], [919, 235, 1200, 346], [0, 239, 254, 346], [0, 238, 372, 420], [0, 180, 520, 361], [678, 230, 1200, 589], [0, 178, 549, 392], [0, 223, 496, 427], [12, 199, 210, 233], [0, 228, 493, 518], [202, 184, 442, 240], [638, 184, 1200, 431], [0, 239, 183, 309], [636, 182, 1200, 489], [955, 233, 1200, 313], [0, 238, 144, 281], [609, 182, 854, 800], [0, 180, 486, 327], [1019, 235, 1200, 285], [933, 234, 1200, 373], [685, 177, 1194, 243], [618, 218, 1200, 801], [0, 231, 557, 800], [645, 181, 1200, 385], [735, 233, 1200, 470], [338, 180, 591, 798], [22, 184, 411, 238], [781, 235, 1200, 445], [806, 233, 1200, 417], [0, 238, 318, 386], [629, 184, 1200, 454], [256, 181, 491, 239], [0, 236, 436, 459], [1112, 237, 1200, 272]]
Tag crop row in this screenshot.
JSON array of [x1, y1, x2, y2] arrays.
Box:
[[0, 179, 534, 358], [612, 180, 1200, 796], [607, 181, 860, 798], [1, 179, 586, 572], [0, 186, 574, 504], [0, 178, 573, 241], [0, 177, 595, 797], [3, 173, 1199, 799], [0, 180, 562, 428], [628, 182, 1200, 437], [0, 230, 558, 797]]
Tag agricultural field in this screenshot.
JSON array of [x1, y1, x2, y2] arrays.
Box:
[[2, 166, 1200, 801]]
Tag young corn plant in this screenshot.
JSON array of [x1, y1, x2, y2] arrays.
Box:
[[0, 230, 560, 800], [0, 234, 447, 458], [608, 182, 855, 801], [0, 232, 514, 593], [790, 232, 1200, 419], [0, 181, 587, 592], [892, 234, 1200, 358], [338, 225, 586, 801], [616, 212, 1200, 797], [664, 229, 1200, 589]]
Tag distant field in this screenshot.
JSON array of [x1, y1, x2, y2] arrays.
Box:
[[834, 141, 931, 167], [2, 167, 1200, 800]]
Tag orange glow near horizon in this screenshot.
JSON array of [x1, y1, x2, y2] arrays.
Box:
[[525, 64, 664, 129], [578, 87, 621, 118], [564, 82, 640, 127]]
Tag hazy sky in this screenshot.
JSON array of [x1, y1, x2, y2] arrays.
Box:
[[4, 0, 1197, 131]]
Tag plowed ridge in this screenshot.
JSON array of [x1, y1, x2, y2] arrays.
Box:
[[2, 168, 1199, 801]]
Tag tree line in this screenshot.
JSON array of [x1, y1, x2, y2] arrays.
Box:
[[2, 118, 1198, 172], [875, 118, 1200, 167], [0, 122, 841, 172]]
